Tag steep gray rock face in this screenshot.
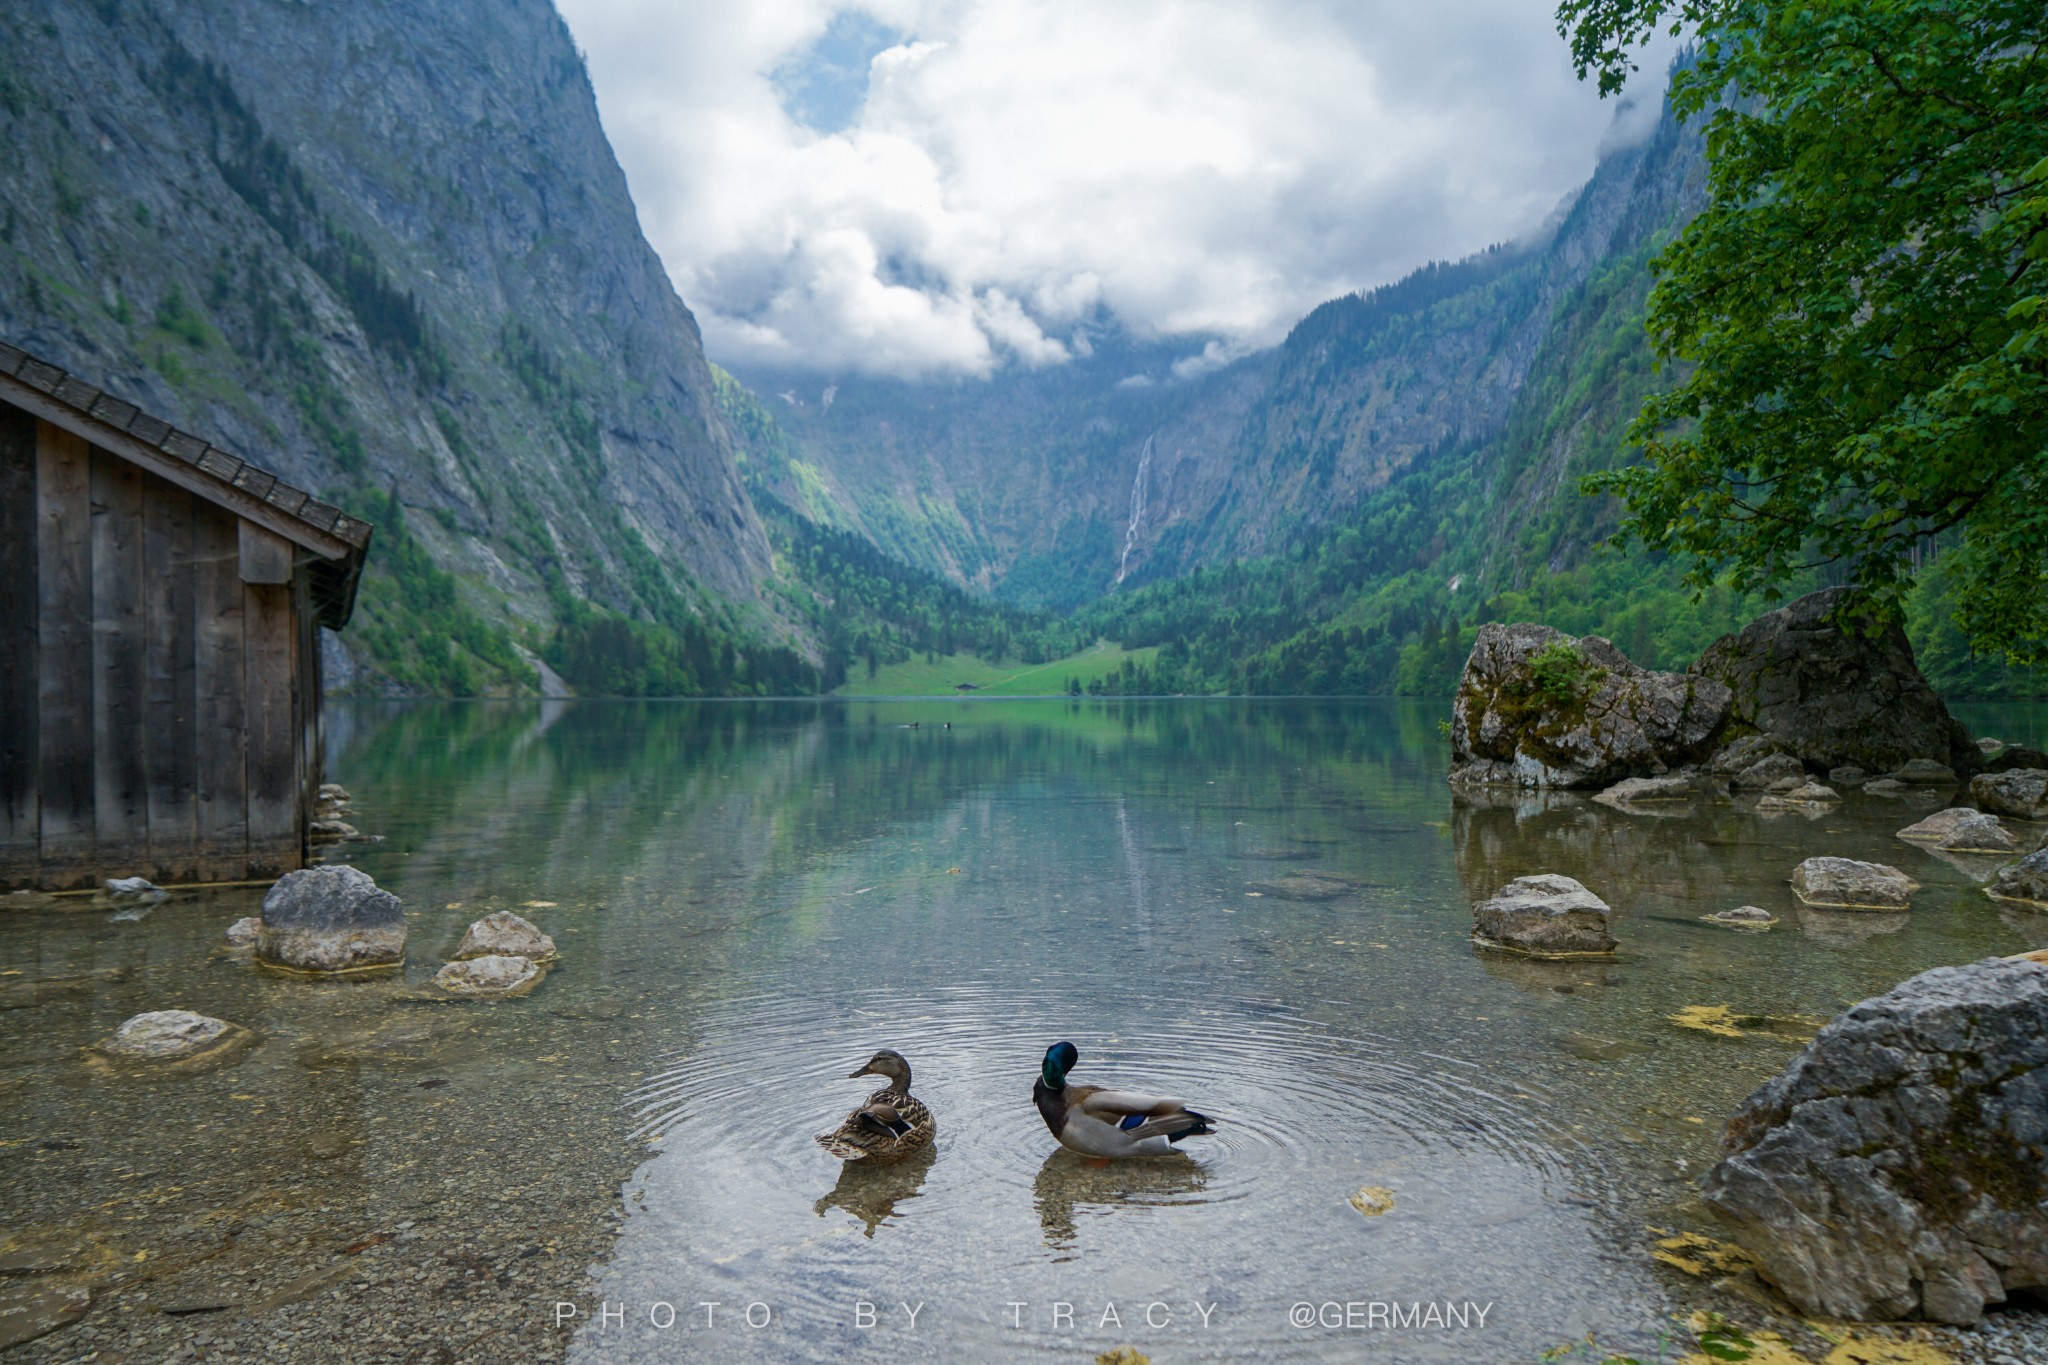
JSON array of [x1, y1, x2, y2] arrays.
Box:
[[0, 0, 775, 691], [1700, 957, 2048, 1324], [258, 866, 406, 973], [1690, 590, 1976, 774], [1448, 623, 1729, 788]]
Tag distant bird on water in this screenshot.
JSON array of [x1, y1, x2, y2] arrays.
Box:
[[1032, 1040, 1215, 1158]]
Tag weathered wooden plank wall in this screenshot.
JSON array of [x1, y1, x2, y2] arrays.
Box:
[[192, 502, 249, 883], [35, 421, 94, 884], [142, 484, 199, 882], [92, 449, 149, 874], [0, 408, 39, 886], [2, 411, 321, 888]]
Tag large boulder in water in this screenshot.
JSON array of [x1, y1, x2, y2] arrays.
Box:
[[1447, 624, 1729, 789], [1470, 873, 1618, 958], [1699, 957, 2048, 1324], [1689, 588, 1975, 774], [1971, 769, 2048, 823], [257, 866, 406, 973]]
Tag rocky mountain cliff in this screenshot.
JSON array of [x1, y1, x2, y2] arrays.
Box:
[[736, 100, 1706, 613], [0, 0, 781, 693]]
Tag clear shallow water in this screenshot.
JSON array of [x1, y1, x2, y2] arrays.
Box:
[[3, 698, 2044, 1363]]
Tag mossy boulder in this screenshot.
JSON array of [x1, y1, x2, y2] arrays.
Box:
[[1700, 957, 2048, 1323], [1448, 623, 1729, 789]]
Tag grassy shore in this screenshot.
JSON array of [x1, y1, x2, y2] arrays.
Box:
[[832, 641, 1160, 696]]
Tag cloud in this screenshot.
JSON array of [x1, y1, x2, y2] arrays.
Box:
[[558, 0, 1670, 378]]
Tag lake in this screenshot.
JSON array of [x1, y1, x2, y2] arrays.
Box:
[[3, 698, 2042, 1363]]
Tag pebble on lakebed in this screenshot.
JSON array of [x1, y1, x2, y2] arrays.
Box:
[[454, 910, 558, 962], [87, 1009, 256, 1072], [433, 954, 542, 998]]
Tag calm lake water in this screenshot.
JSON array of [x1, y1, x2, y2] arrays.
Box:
[[4, 698, 2044, 1363]]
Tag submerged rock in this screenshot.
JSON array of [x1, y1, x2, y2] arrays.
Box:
[[257, 866, 405, 974], [1972, 769, 2048, 822], [1758, 782, 1839, 811], [1700, 956, 2048, 1323], [1245, 873, 1357, 902], [1893, 759, 1958, 786], [92, 1009, 250, 1065], [224, 916, 260, 947], [434, 954, 541, 998], [1703, 905, 1778, 930], [1592, 775, 1697, 807], [1789, 857, 1915, 911], [1898, 808, 2000, 847], [1982, 745, 2048, 774], [454, 910, 558, 963], [1689, 587, 1978, 774], [1829, 765, 1870, 787], [1987, 849, 2048, 909], [1447, 624, 1729, 789], [1470, 874, 1617, 958], [0, 1278, 92, 1352], [1734, 753, 1808, 790], [1863, 778, 1910, 797]]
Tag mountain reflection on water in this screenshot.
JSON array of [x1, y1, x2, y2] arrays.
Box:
[[5, 698, 2038, 1364]]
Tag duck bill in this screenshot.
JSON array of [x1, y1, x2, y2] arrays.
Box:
[[848, 1066, 875, 1079]]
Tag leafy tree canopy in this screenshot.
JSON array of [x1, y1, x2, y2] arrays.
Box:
[[1559, 0, 2048, 663]]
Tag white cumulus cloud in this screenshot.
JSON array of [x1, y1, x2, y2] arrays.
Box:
[[557, 0, 1669, 378]]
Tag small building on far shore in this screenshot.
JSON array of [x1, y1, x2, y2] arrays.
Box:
[[0, 341, 373, 890]]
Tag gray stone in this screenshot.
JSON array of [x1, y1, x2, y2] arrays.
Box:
[[1894, 759, 1959, 786], [1447, 624, 1730, 789], [309, 818, 361, 843], [1710, 734, 1785, 775], [1973, 770, 2048, 823], [454, 911, 558, 963], [1897, 809, 2017, 853], [1690, 588, 1978, 774], [1700, 956, 2048, 1323], [1734, 753, 1808, 790], [1758, 782, 1840, 811], [1978, 737, 2004, 755], [1987, 849, 2048, 908], [1593, 775, 1697, 806], [103, 875, 161, 898], [96, 1009, 234, 1060], [1790, 857, 1915, 911], [433, 954, 540, 997], [1704, 905, 1778, 929], [257, 866, 405, 974], [1471, 873, 1617, 958], [1864, 778, 1910, 797], [1829, 765, 1870, 786], [224, 916, 260, 947], [1983, 745, 2048, 774]]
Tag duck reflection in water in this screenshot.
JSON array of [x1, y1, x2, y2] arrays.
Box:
[[1032, 1148, 1207, 1251], [813, 1144, 938, 1238]]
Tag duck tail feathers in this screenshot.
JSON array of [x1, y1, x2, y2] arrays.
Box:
[[1167, 1109, 1217, 1142]]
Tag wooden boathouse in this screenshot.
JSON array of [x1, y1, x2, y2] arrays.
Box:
[[0, 341, 373, 890]]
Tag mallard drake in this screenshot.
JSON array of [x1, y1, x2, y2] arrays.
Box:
[[815, 1048, 937, 1162], [1032, 1040, 1215, 1158]]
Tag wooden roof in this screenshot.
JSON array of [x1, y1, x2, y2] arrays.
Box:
[[0, 340, 372, 628]]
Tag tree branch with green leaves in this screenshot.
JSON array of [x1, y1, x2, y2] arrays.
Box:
[[1559, 0, 2048, 664]]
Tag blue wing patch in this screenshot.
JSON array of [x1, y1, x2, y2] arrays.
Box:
[[1118, 1114, 1146, 1131]]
